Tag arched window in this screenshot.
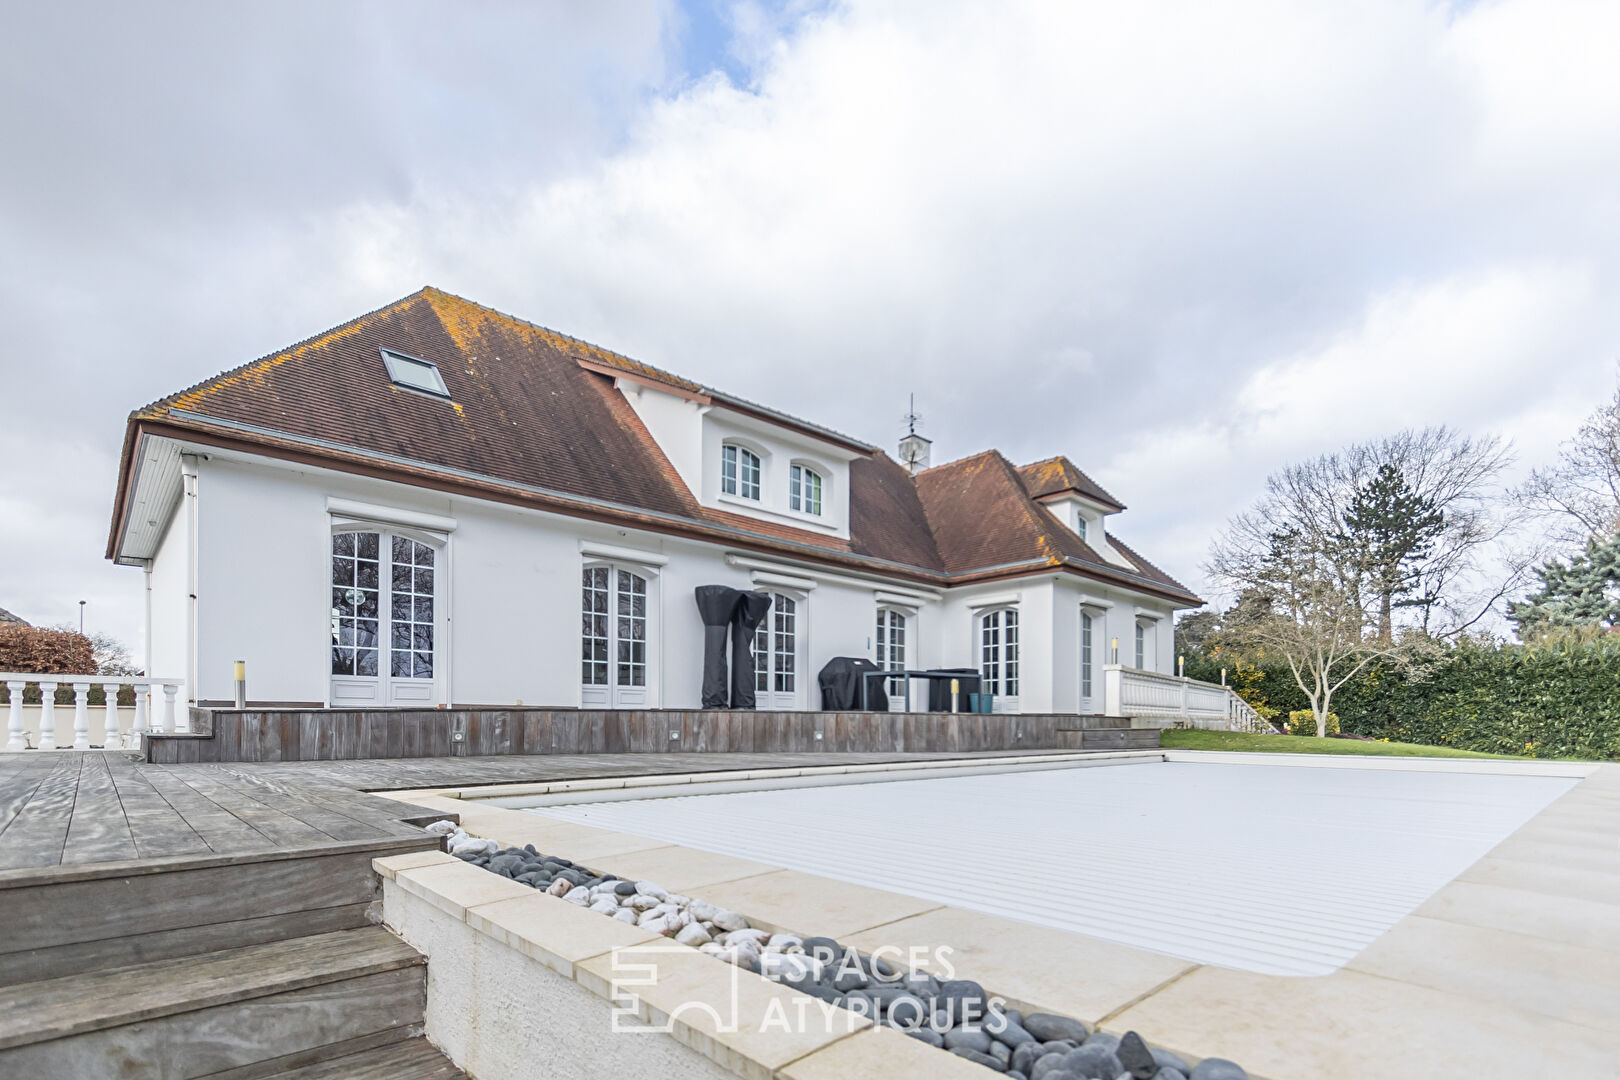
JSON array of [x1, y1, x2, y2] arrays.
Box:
[[980, 608, 1019, 698], [875, 608, 907, 695], [789, 464, 823, 515], [721, 444, 761, 501]]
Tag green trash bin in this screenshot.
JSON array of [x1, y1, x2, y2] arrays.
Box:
[[968, 692, 994, 714]]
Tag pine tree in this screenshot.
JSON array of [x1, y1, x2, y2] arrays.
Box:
[[1336, 463, 1445, 639], [1509, 534, 1620, 637]]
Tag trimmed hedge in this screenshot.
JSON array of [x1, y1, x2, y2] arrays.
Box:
[[1187, 640, 1620, 760], [0, 625, 110, 706]]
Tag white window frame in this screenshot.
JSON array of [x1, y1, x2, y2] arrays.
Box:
[[1135, 621, 1146, 669], [1081, 610, 1094, 702], [380, 347, 450, 398], [979, 607, 1020, 708], [751, 590, 805, 709], [721, 443, 762, 501], [580, 560, 657, 707], [789, 463, 824, 516], [327, 522, 447, 707], [875, 606, 908, 700]]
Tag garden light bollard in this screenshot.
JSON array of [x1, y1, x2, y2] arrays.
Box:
[[234, 660, 246, 709], [38, 681, 58, 750], [5, 681, 25, 751]]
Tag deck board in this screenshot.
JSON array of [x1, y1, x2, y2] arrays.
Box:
[[0, 747, 1084, 875]]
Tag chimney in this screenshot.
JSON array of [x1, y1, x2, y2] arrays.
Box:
[[899, 432, 932, 475]]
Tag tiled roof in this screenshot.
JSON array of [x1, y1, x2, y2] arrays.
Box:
[[1018, 456, 1125, 511], [0, 606, 27, 626], [115, 288, 1196, 604]]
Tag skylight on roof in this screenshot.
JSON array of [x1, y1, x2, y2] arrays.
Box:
[[380, 348, 450, 398]]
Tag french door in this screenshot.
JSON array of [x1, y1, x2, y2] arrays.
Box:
[[581, 566, 650, 708], [330, 530, 441, 706], [752, 592, 802, 710]]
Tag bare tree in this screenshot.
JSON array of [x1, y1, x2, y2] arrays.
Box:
[[1517, 381, 1620, 546], [1207, 428, 1508, 735]]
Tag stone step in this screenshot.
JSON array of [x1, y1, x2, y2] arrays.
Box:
[[0, 927, 425, 1078], [260, 1037, 468, 1079]]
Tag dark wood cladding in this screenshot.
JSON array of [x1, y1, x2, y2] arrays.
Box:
[[143, 708, 1125, 764]]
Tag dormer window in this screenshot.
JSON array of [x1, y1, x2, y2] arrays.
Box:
[[380, 348, 450, 399], [721, 444, 761, 500], [1076, 516, 1087, 541], [789, 464, 822, 515]]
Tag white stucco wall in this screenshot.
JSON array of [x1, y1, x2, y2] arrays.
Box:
[[158, 452, 1182, 712]]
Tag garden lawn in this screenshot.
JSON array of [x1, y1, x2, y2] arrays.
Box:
[[1160, 729, 1524, 759]]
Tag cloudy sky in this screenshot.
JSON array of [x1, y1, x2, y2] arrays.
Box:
[[3, 0, 1618, 650]]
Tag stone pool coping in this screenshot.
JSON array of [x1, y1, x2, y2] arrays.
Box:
[[380, 751, 1620, 1079]]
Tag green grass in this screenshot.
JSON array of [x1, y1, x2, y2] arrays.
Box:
[[1160, 728, 1524, 759]]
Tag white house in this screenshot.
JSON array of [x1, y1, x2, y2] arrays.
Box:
[[106, 288, 1201, 715]]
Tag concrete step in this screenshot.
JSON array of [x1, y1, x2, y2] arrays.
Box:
[[260, 1037, 468, 1079], [0, 927, 425, 1079]]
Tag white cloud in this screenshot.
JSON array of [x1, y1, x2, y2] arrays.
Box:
[[5, 0, 1620, 647]]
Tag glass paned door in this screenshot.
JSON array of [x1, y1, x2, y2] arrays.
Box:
[[581, 566, 649, 707], [752, 593, 800, 710], [331, 530, 439, 705], [876, 608, 907, 707]]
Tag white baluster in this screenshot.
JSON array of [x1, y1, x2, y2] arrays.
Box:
[[102, 683, 122, 749], [38, 681, 58, 750], [72, 682, 91, 750], [161, 683, 178, 734], [5, 681, 25, 751], [133, 681, 150, 748]]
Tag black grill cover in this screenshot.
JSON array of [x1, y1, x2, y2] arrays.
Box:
[[927, 668, 982, 712], [694, 585, 741, 708], [728, 590, 773, 709], [818, 657, 889, 711]]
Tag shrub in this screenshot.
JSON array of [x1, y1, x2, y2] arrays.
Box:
[[1286, 709, 1340, 736], [0, 625, 94, 675]]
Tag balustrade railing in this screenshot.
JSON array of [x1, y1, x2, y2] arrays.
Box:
[[2, 674, 185, 752], [1100, 663, 1271, 732]]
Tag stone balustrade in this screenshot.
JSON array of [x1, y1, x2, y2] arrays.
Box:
[[2, 674, 185, 752]]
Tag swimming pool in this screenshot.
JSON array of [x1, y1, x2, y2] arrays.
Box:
[[522, 759, 1578, 976]]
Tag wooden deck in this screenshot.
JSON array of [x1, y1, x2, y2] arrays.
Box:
[[0, 748, 1080, 872]]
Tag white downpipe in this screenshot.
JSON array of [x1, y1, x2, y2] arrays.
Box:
[[181, 455, 199, 721]]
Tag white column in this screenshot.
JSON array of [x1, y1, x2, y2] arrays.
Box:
[[133, 682, 150, 746], [38, 681, 58, 750], [72, 682, 91, 749], [161, 683, 178, 734], [102, 683, 122, 749], [5, 681, 25, 752]]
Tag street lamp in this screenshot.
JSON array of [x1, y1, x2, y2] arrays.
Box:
[[78, 600, 86, 634]]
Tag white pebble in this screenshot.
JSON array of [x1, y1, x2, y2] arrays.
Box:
[[613, 908, 639, 924], [666, 893, 690, 907], [699, 941, 725, 956], [688, 901, 719, 922], [759, 952, 819, 980], [640, 915, 669, 934], [634, 881, 667, 900], [546, 879, 572, 897], [675, 922, 713, 946], [628, 894, 660, 911], [590, 898, 620, 916], [565, 888, 593, 906], [768, 933, 803, 951], [724, 928, 770, 948], [424, 820, 457, 836], [712, 909, 748, 932], [449, 838, 484, 855]]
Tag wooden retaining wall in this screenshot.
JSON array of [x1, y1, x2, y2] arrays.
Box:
[[144, 708, 1098, 763]]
